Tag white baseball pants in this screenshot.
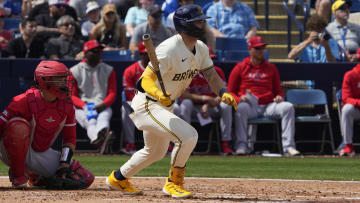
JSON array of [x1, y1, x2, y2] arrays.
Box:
[[341, 104, 360, 144], [75, 107, 112, 142], [234, 101, 296, 152], [120, 91, 198, 178]]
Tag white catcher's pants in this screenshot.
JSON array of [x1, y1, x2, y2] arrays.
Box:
[[75, 107, 112, 142], [120, 91, 198, 178], [341, 104, 360, 144], [234, 101, 296, 152]]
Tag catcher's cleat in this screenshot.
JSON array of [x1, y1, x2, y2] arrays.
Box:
[[106, 171, 142, 195], [162, 177, 192, 198], [12, 176, 28, 188]]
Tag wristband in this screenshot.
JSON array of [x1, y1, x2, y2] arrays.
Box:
[[219, 88, 228, 97], [60, 146, 73, 164]]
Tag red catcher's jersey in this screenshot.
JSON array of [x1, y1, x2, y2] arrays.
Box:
[[0, 88, 76, 152], [122, 61, 145, 101]]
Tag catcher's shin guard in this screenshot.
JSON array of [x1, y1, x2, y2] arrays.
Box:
[[3, 117, 31, 185], [71, 160, 95, 188]]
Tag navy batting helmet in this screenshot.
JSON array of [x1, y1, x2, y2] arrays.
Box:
[[173, 4, 210, 38]]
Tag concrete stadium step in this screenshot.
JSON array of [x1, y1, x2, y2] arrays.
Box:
[[256, 15, 304, 31], [243, 1, 302, 16], [267, 44, 296, 59], [269, 58, 295, 63], [257, 30, 303, 44]]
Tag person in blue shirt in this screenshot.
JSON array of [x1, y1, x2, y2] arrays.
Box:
[[288, 14, 338, 62], [206, 0, 258, 39]]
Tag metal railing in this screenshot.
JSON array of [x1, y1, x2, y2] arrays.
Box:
[[283, 0, 311, 52], [253, 0, 270, 30]]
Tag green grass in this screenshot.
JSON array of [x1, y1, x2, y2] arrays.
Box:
[[1, 155, 359, 181]]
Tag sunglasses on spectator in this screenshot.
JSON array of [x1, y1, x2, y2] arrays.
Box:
[[61, 22, 75, 27]]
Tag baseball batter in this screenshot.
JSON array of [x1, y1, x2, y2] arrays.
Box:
[[106, 5, 237, 198], [0, 61, 94, 189]]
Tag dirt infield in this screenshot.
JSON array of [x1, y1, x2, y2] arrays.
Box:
[[1, 177, 360, 202]]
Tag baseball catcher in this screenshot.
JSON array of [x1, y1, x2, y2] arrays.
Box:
[[0, 60, 94, 189]]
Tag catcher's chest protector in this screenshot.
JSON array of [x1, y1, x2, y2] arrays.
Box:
[[26, 89, 72, 150]]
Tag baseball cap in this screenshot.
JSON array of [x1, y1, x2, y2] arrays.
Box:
[[102, 4, 117, 15], [247, 36, 267, 48], [208, 46, 217, 59], [83, 40, 104, 53], [332, 0, 352, 13], [138, 41, 147, 54], [86, 1, 100, 15], [147, 5, 162, 18], [175, 4, 210, 22], [48, 0, 66, 6]]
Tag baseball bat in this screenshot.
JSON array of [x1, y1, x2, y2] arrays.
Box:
[[142, 34, 169, 97]]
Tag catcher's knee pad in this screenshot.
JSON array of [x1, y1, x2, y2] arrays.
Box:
[[3, 117, 31, 179], [71, 160, 95, 188]]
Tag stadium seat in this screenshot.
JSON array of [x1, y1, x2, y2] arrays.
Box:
[[215, 37, 248, 51], [248, 116, 282, 154], [286, 89, 335, 154], [4, 18, 21, 32], [101, 50, 135, 61], [222, 50, 269, 61]]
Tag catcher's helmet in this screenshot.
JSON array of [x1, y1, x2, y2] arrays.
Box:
[[173, 4, 210, 38], [34, 61, 73, 99]]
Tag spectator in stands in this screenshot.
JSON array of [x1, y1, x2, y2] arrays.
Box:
[[0, 0, 21, 17], [81, 1, 101, 39], [288, 14, 338, 62], [112, 0, 135, 20], [27, 0, 77, 21], [69, 0, 107, 20], [339, 47, 360, 156], [121, 41, 149, 155], [70, 40, 117, 154], [180, 47, 234, 155], [34, 0, 76, 42], [206, 0, 258, 39], [6, 17, 45, 58], [0, 11, 13, 49], [161, 0, 178, 20], [228, 36, 300, 156], [21, 0, 45, 18], [349, 0, 360, 25], [124, 0, 155, 36], [46, 15, 83, 59], [165, 0, 215, 49], [315, 0, 332, 22], [129, 4, 173, 56], [89, 4, 127, 50], [202, 0, 219, 14], [326, 0, 360, 62]]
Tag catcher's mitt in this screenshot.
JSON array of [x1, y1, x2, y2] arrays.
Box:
[[45, 167, 87, 190]]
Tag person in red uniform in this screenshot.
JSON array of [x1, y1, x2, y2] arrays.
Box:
[[179, 47, 233, 155], [0, 60, 94, 188], [340, 48, 360, 156], [228, 36, 300, 156], [120, 41, 149, 155], [71, 40, 117, 154]]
